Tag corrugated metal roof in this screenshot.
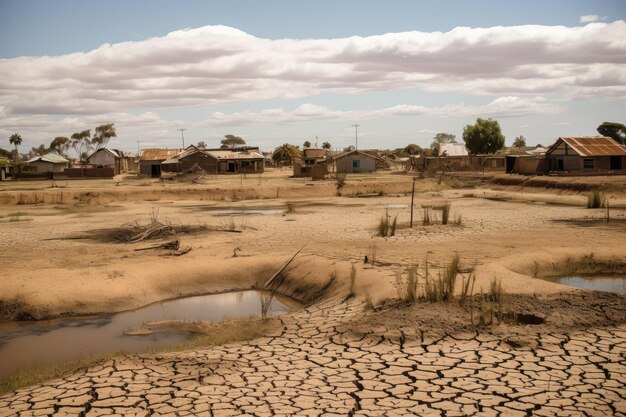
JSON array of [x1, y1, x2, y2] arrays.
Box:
[[552, 136, 626, 157], [140, 148, 183, 161], [27, 153, 69, 164], [334, 150, 379, 160], [206, 150, 264, 160]]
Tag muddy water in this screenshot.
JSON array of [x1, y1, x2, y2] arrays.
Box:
[[543, 275, 626, 294], [0, 290, 297, 379]]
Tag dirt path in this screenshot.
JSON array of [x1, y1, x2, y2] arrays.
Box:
[[1, 296, 624, 417]]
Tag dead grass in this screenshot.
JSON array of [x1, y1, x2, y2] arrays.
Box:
[[587, 190, 606, 208], [533, 253, 626, 278]]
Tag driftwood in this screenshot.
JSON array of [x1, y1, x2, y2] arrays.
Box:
[[134, 239, 181, 251], [264, 245, 306, 289]]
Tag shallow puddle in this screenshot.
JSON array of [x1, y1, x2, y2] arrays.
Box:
[[0, 290, 296, 379], [542, 275, 626, 294]]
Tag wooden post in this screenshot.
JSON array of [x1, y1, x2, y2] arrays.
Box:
[[606, 198, 610, 223], [410, 177, 416, 228]]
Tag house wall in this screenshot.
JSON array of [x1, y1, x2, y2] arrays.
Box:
[[88, 150, 116, 167], [336, 154, 376, 173], [140, 160, 163, 177], [217, 159, 264, 174], [29, 160, 67, 173], [181, 152, 218, 173]]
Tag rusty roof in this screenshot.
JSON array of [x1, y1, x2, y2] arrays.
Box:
[[551, 136, 626, 157], [140, 148, 183, 161]]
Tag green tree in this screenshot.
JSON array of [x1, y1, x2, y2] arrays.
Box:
[[512, 135, 527, 147], [70, 130, 93, 162], [50, 136, 70, 156], [303, 140, 312, 148], [343, 145, 356, 152], [463, 118, 505, 155], [272, 143, 300, 165], [597, 121, 626, 145], [92, 123, 117, 150], [196, 141, 207, 149], [403, 143, 423, 155], [220, 134, 246, 148], [322, 141, 332, 149], [9, 133, 22, 160], [430, 133, 456, 156]]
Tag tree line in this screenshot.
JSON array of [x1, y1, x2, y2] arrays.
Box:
[[5, 123, 117, 162]]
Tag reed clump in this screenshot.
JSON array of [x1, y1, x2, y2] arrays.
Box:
[[587, 190, 606, 208], [378, 211, 398, 237]]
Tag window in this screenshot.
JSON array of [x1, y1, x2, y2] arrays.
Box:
[[353, 159, 361, 168], [583, 159, 594, 169]]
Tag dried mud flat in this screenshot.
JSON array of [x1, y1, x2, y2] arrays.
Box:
[[1, 296, 625, 417], [1, 175, 626, 416]]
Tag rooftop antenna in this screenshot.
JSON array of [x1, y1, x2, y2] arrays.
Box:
[[352, 124, 360, 151], [177, 128, 187, 148]]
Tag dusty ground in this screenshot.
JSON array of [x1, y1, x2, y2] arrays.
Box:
[[1, 172, 626, 415]]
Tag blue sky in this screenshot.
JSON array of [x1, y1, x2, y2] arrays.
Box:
[[1, 0, 625, 153]]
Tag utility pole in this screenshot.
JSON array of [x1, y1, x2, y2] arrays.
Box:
[[178, 128, 187, 148], [351, 124, 360, 151]]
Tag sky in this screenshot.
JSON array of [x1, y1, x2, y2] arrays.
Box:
[[0, 0, 625, 154]]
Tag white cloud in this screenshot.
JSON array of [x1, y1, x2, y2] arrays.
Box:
[[0, 22, 625, 116], [580, 15, 599, 23], [204, 96, 563, 126]]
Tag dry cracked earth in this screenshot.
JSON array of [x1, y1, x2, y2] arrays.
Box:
[[1, 297, 625, 417]]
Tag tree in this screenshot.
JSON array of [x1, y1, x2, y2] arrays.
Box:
[[272, 143, 301, 165], [196, 141, 207, 149], [220, 134, 246, 149], [92, 123, 117, 150], [512, 135, 527, 147], [70, 130, 93, 162], [9, 133, 22, 160], [597, 121, 626, 145], [463, 118, 505, 155], [30, 144, 49, 157], [403, 143, 423, 156], [343, 145, 356, 152], [430, 133, 456, 156], [322, 141, 332, 149], [50, 136, 70, 156], [303, 140, 312, 148]]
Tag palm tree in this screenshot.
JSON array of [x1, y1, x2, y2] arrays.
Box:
[[272, 143, 301, 165], [9, 133, 22, 160]]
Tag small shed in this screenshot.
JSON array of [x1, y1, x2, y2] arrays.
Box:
[[334, 150, 378, 173], [505, 155, 550, 175], [546, 136, 626, 174], [140, 148, 183, 177], [26, 153, 69, 173]]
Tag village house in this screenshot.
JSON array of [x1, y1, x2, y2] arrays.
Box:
[[206, 148, 265, 174], [545, 136, 626, 174], [140, 148, 183, 177], [161, 146, 219, 174], [26, 153, 70, 173], [87, 148, 139, 175], [293, 148, 328, 179], [334, 150, 378, 173]]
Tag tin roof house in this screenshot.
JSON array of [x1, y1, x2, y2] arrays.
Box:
[[546, 136, 626, 174]]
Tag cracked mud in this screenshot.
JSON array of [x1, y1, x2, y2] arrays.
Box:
[[2, 296, 624, 417]]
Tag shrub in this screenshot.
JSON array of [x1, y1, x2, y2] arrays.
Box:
[[587, 190, 606, 208]]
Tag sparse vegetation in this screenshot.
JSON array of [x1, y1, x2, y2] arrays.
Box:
[[587, 190, 606, 208], [348, 263, 357, 297], [378, 210, 398, 237], [363, 293, 375, 311]]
